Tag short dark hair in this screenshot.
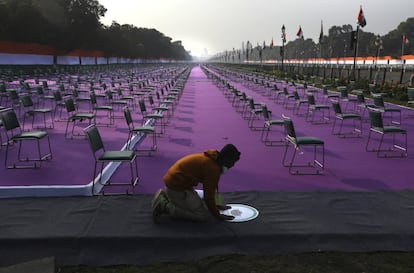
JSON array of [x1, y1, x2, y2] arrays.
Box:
[[219, 144, 241, 161]]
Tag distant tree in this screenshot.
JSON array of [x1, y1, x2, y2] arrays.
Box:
[[382, 17, 413, 57], [0, 0, 191, 60], [52, 0, 107, 51]]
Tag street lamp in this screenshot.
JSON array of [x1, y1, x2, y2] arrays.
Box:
[[281, 24, 286, 71]]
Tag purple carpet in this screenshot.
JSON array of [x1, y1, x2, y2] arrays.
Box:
[[1, 64, 413, 196], [1, 64, 414, 267]]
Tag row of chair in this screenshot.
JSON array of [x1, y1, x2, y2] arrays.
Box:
[[206, 65, 408, 176], [0, 66, 191, 196]]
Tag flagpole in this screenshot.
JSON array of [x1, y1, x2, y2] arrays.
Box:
[[281, 25, 286, 72], [400, 34, 405, 84], [352, 25, 360, 81]]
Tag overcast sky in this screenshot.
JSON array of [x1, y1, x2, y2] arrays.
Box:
[[98, 0, 414, 58]]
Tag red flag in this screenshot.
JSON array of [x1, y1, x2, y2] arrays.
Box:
[[403, 33, 409, 44], [375, 35, 383, 49], [357, 6, 367, 27], [296, 26, 303, 39]]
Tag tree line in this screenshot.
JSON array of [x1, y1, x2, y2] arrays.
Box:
[[0, 0, 192, 60]]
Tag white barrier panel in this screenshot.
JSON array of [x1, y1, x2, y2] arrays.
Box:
[[97, 57, 107, 65], [81, 56, 95, 65], [0, 53, 53, 65], [108, 57, 118, 64], [57, 55, 79, 65]]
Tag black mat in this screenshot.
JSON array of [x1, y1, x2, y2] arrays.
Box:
[[1, 191, 414, 266]]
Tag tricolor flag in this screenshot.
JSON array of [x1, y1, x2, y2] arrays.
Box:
[[296, 25, 304, 39], [319, 20, 324, 44], [403, 33, 409, 44], [375, 35, 383, 49], [357, 6, 367, 27]]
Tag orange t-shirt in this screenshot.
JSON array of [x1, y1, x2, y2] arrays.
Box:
[[163, 150, 221, 218]]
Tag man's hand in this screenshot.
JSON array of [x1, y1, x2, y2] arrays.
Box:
[[217, 204, 232, 211], [219, 214, 235, 221]]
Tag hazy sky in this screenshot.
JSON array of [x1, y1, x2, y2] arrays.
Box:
[[98, 0, 414, 57]]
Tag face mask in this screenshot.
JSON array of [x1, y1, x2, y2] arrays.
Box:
[[222, 166, 228, 174]]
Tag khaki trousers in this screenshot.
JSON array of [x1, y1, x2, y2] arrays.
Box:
[[165, 187, 211, 222]]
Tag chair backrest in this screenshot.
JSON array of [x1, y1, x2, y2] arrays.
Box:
[[65, 98, 76, 114], [148, 95, 154, 106], [90, 92, 97, 105], [293, 91, 300, 100], [123, 106, 133, 127], [369, 84, 376, 93], [339, 87, 348, 98], [72, 88, 79, 98], [0, 108, 21, 131], [139, 99, 147, 113], [307, 94, 316, 105], [8, 89, 19, 101], [331, 101, 342, 115], [322, 86, 328, 95], [105, 90, 113, 100], [373, 95, 385, 107], [356, 93, 365, 104], [0, 83, 6, 93], [261, 104, 271, 120], [84, 124, 105, 156], [407, 87, 414, 100], [53, 90, 63, 102], [36, 86, 44, 96], [369, 110, 384, 128], [22, 82, 30, 91], [282, 115, 297, 139], [21, 94, 34, 108], [248, 98, 255, 110]]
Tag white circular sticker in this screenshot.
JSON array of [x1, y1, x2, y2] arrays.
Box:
[[220, 203, 259, 222]]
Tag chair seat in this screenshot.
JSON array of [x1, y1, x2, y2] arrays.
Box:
[[99, 150, 135, 161], [311, 105, 330, 109], [338, 113, 361, 119], [70, 113, 95, 120], [252, 109, 263, 114], [95, 105, 113, 111], [145, 113, 163, 119], [381, 108, 401, 113], [372, 126, 407, 133], [162, 100, 174, 105], [327, 94, 340, 98], [12, 130, 48, 140], [30, 108, 52, 114], [132, 126, 155, 133], [153, 106, 169, 111], [112, 100, 128, 105], [266, 119, 284, 126], [295, 136, 324, 145]]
